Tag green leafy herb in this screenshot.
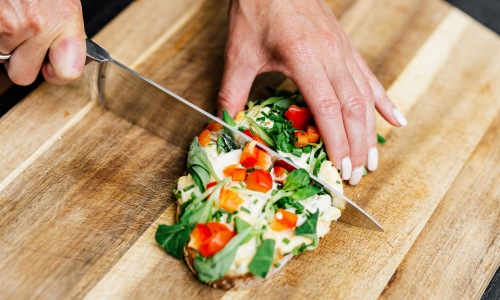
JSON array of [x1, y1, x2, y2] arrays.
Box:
[[273, 98, 294, 110], [182, 185, 194, 192], [275, 197, 305, 214], [194, 226, 252, 282], [290, 186, 321, 200], [295, 211, 319, 245], [155, 223, 190, 259], [187, 138, 219, 185], [222, 109, 236, 126], [377, 133, 387, 144], [235, 217, 251, 233], [240, 206, 251, 214], [217, 133, 238, 154], [249, 239, 275, 278], [283, 169, 310, 191], [246, 117, 276, 147], [260, 97, 284, 107], [189, 165, 210, 192]]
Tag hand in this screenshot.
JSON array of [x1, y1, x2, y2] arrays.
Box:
[[218, 0, 408, 185], [0, 0, 86, 85]]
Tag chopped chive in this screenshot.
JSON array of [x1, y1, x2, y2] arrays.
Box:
[[240, 207, 251, 214], [336, 180, 341, 184], [227, 212, 234, 223], [274, 263, 281, 268], [256, 117, 265, 122], [283, 238, 290, 245], [377, 133, 387, 144], [253, 199, 259, 204], [271, 190, 278, 196], [363, 168, 367, 176], [239, 181, 245, 188], [182, 185, 195, 192]]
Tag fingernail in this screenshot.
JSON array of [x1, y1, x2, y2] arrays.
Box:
[[349, 167, 364, 185], [393, 108, 408, 127], [367, 147, 378, 171], [341, 157, 352, 180]]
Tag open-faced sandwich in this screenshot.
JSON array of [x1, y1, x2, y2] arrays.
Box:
[[156, 95, 345, 289]]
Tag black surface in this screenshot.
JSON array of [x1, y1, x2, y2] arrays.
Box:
[[0, 1, 499, 298]]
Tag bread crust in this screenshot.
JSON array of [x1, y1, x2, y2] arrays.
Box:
[[184, 246, 293, 290]]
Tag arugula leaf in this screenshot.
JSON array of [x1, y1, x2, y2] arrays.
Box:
[[249, 239, 275, 278], [194, 226, 253, 282], [283, 169, 310, 191], [155, 223, 191, 259], [260, 97, 284, 107], [246, 117, 276, 147], [189, 165, 210, 192], [217, 133, 238, 154], [188, 138, 219, 182], [290, 186, 321, 200], [377, 133, 387, 144], [235, 217, 251, 233], [273, 98, 294, 110], [222, 109, 236, 126], [295, 211, 319, 245]]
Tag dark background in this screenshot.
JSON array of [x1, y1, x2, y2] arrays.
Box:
[[1, 1, 499, 298]]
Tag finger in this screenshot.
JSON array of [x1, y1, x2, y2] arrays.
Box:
[[290, 62, 352, 180], [41, 21, 86, 85], [6, 36, 49, 85], [345, 52, 378, 172], [352, 50, 408, 127], [0, 2, 32, 54], [328, 61, 367, 185], [217, 59, 257, 118]]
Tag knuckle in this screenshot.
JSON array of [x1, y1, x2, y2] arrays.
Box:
[[316, 98, 340, 116], [344, 96, 366, 119], [358, 79, 373, 99]]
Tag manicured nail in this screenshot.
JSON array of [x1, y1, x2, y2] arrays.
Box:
[[349, 167, 364, 185], [367, 147, 378, 171], [393, 108, 408, 127], [341, 157, 352, 180]]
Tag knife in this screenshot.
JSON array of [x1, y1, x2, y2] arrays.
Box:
[[83, 39, 383, 232]]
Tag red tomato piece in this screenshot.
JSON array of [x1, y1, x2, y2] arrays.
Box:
[[272, 166, 287, 183], [240, 141, 259, 168], [188, 224, 212, 250], [199, 224, 236, 257], [245, 169, 273, 193], [198, 129, 211, 146], [294, 131, 309, 147], [242, 129, 268, 146], [206, 122, 223, 132], [284, 105, 311, 130], [306, 125, 320, 143], [270, 209, 298, 231]]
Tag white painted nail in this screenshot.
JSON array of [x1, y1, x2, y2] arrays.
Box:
[[393, 108, 408, 126], [341, 157, 352, 180], [367, 147, 378, 171], [349, 167, 364, 185]]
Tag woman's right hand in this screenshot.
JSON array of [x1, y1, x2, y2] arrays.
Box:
[[1, 0, 86, 85]]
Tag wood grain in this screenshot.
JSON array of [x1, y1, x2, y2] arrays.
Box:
[[0, 0, 499, 299]]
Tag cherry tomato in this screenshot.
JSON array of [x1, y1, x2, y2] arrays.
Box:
[[284, 105, 311, 130], [245, 169, 273, 193]]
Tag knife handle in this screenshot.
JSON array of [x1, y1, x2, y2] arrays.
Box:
[[86, 39, 111, 63]]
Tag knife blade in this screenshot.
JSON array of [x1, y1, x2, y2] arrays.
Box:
[[84, 39, 383, 231]]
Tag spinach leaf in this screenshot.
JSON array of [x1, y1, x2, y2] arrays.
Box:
[[283, 169, 310, 191], [194, 226, 253, 282], [217, 133, 238, 154], [246, 117, 276, 147], [222, 109, 236, 126], [249, 239, 275, 278], [290, 186, 321, 200], [295, 211, 319, 245], [155, 223, 191, 259], [275, 197, 305, 214]]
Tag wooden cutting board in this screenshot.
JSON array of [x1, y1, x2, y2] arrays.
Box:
[[0, 0, 499, 299]]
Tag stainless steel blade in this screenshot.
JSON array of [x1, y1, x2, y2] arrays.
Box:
[[84, 39, 383, 231]]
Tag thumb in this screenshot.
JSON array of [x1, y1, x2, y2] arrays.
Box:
[[42, 28, 86, 85], [217, 61, 256, 118]]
